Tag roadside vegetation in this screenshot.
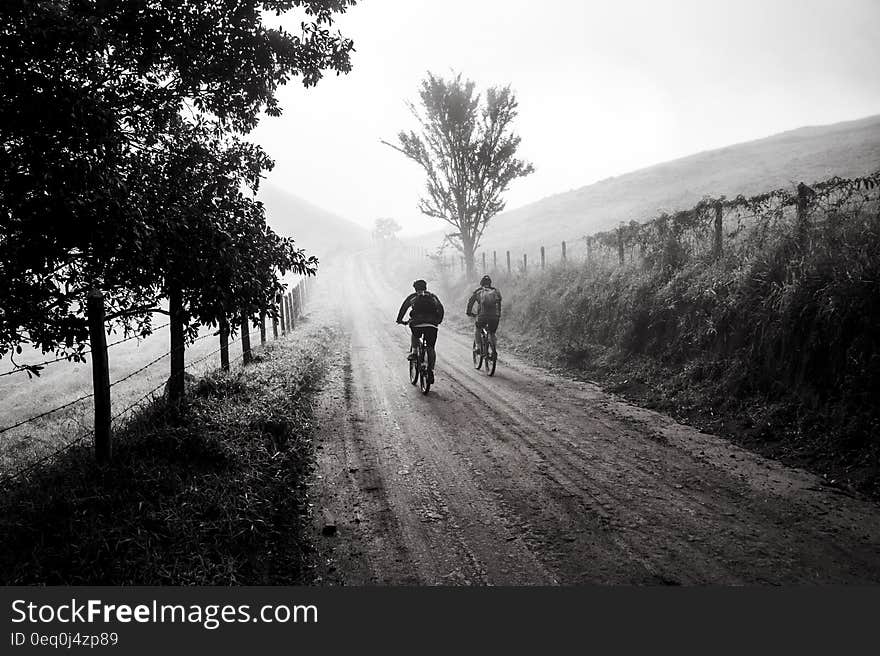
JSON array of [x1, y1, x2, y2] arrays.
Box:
[[0, 327, 331, 585], [438, 173, 880, 497]]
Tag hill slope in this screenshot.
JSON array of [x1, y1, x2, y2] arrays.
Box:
[[258, 183, 370, 261], [474, 114, 880, 254]]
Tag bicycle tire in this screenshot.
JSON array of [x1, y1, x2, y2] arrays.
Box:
[[486, 342, 497, 376], [472, 337, 483, 369], [419, 353, 431, 394]]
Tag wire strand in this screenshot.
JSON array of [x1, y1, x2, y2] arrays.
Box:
[[0, 392, 95, 436], [0, 322, 173, 378]]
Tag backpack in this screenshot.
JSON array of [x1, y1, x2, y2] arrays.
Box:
[[411, 291, 441, 322], [478, 288, 500, 316]]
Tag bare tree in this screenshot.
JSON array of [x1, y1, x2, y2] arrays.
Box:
[[383, 72, 534, 277]]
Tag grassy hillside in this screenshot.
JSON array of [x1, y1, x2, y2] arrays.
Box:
[[258, 182, 371, 261], [467, 114, 880, 256]]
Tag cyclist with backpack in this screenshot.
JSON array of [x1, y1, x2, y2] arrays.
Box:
[[466, 275, 502, 355], [395, 279, 445, 384]]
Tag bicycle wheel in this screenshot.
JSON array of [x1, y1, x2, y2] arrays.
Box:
[[408, 357, 418, 385], [472, 338, 483, 370], [486, 341, 497, 376], [418, 354, 431, 394]]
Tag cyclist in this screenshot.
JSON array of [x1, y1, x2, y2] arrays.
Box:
[[466, 274, 502, 357], [395, 279, 444, 383]]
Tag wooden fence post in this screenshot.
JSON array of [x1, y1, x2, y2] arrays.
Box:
[[493, 250, 497, 271], [713, 201, 723, 259], [220, 315, 230, 372], [287, 292, 294, 330], [617, 227, 625, 265], [87, 289, 111, 463], [796, 182, 813, 246], [506, 250, 511, 274], [168, 285, 185, 406], [523, 253, 528, 274], [482, 252, 486, 273], [540, 246, 545, 270], [279, 295, 286, 335], [561, 241, 566, 264], [241, 311, 252, 364]]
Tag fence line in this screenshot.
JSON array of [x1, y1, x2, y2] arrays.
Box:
[[0, 322, 174, 379], [105, 328, 258, 429], [0, 275, 315, 482], [431, 171, 879, 279], [0, 392, 96, 436]]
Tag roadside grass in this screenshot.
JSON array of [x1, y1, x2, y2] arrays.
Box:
[[0, 324, 332, 584]]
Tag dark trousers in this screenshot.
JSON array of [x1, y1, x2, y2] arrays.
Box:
[[410, 326, 438, 369], [474, 316, 499, 352]]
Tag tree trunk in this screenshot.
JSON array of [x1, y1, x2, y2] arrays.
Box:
[[241, 310, 252, 364], [462, 232, 476, 279], [87, 289, 111, 463], [219, 315, 230, 372], [168, 284, 185, 406]]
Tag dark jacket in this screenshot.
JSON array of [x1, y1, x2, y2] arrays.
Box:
[[396, 291, 444, 325]]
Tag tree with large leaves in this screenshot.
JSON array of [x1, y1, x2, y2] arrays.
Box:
[[0, 0, 355, 367], [383, 72, 534, 277], [125, 116, 315, 400]]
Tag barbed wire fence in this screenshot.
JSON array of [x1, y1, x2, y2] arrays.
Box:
[[427, 171, 880, 280], [0, 276, 315, 487]]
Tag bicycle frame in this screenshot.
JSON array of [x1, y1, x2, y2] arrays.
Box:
[[472, 319, 497, 376], [402, 321, 432, 394]]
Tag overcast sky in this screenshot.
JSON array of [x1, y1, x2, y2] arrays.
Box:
[[250, 0, 880, 235]]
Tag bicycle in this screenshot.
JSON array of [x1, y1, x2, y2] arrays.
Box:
[[402, 321, 432, 394], [471, 319, 497, 376]]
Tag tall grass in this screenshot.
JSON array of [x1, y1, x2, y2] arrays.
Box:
[[507, 208, 879, 387]]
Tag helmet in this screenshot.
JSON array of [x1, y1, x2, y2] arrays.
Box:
[[480, 275, 492, 287], [413, 279, 427, 291]]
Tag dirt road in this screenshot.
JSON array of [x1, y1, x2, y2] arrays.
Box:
[[309, 250, 880, 584]]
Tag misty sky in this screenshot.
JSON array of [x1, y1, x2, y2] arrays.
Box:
[[251, 0, 880, 235]]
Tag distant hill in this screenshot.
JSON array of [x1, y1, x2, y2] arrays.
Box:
[[422, 114, 880, 255], [258, 183, 370, 261]]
